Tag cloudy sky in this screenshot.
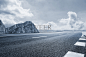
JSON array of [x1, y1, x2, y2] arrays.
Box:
[[0, 0, 86, 30]]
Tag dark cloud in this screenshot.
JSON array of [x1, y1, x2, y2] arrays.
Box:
[[0, 0, 8, 8], [0, 0, 7, 4], [0, 0, 12, 15], [0, 10, 15, 15]]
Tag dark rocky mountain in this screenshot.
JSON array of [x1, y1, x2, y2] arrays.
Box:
[[5, 21, 39, 34], [0, 20, 5, 34]]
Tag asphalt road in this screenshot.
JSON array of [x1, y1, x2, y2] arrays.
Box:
[[0, 32, 84, 57]]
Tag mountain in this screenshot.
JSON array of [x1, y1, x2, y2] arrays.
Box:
[[0, 20, 5, 34], [5, 21, 39, 34]]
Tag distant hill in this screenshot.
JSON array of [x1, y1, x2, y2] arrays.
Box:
[[0, 20, 39, 34], [5, 21, 39, 34]]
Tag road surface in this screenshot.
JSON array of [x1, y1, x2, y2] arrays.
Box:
[[0, 32, 86, 57]]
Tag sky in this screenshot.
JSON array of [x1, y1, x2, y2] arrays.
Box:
[[0, 0, 86, 30]]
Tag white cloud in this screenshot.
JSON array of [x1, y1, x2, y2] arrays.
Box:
[[43, 21, 73, 30], [59, 11, 84, 30], [5, 0, 33, 18], [59, 19, 69, 25], [0, 0, 33, 27], [43, 11, 85, 30], [67, 11, 77, 20], [0, 14, 16, 27]]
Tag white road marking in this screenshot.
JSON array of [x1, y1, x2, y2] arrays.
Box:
[[74, 42, 85, 47], [40, 36, 47, 37], [82, 32, 86, 35], [64, 51, 84, 57], [79, 38, 86, 40], [32, 37, 40, 38], [81, 32, 86, 37]]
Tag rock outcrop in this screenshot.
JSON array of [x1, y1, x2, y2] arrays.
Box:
[[0, 20, 5, 34], [5, 21, 39, 34]]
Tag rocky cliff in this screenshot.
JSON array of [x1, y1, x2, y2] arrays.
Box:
[[5, 21, 39, 34], [0, 20, 5, 34]]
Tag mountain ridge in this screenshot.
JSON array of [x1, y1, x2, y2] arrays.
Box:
[[0, 20, 39, 34]]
